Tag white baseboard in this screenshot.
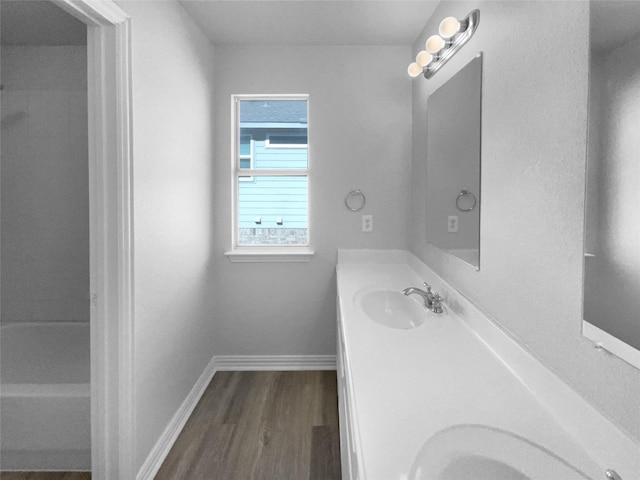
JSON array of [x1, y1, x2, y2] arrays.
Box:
[[135, 355, 218, 480], [136, 354, 337, 479], [214, 354, 336, 371]]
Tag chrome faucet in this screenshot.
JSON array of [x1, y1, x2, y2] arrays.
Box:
[[402, 282, 434, 309], [402, 282, 444, 314]]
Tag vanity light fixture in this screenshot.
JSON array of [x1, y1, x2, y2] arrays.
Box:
[[425, 34, 446, 54], [408, 9, 480, 79]]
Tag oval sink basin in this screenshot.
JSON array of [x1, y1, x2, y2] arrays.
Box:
[[410, 425, 593, 480], [354, 288, 429, 329]]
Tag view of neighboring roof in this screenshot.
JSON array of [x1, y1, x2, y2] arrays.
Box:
[[240, 100, 307, 124]]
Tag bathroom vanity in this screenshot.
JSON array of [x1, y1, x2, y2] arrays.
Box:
[[335, 249, 639, 480]]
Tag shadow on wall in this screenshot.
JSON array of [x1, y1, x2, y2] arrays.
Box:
[[1, 45, 89, 324]]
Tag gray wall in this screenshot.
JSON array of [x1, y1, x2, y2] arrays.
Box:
[[409, 0, 640, 442], [115, 1, 217, 470], [213, 45, 412, 356], [1, 46, 89, 323]]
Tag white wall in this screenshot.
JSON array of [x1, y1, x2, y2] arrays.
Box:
[[410, 1, 640, 442], [213, 46, 412, 355], [115, 1, 216, 471], [1, 46, 89, 323]]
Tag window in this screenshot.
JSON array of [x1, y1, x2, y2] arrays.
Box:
[[231, 95, 310, 252]]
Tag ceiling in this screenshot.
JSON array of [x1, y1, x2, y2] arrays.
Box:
[[178, 0, 440, 46], [1, 0, 86, 46], [4, 1, 639, 55], [1, 0, 438, 48]]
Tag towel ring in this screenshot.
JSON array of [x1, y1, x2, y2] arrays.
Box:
[[456, 190, 477, 212], [345, 189, 366, 211]]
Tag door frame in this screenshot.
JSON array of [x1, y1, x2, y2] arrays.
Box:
[[52, 1, 135, 478]]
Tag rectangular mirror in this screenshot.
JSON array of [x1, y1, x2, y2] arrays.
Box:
[[583, 1, 640, 368], [426, 54, 482, 269]]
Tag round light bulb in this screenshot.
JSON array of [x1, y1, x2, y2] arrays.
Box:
[[407, 62, 423, 78], [416, 50, 433, 67], [439, 17, 461, 38], [425, 35, 445, 54]]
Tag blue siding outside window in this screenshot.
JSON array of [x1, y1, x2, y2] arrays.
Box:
[[238, 176, 308, 228], [253, 140, 306, 169], [238, 140, 307, 228]]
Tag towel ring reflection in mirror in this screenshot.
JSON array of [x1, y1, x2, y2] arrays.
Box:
[[345, 189, 366, 212], [456, 189, 477, 212]]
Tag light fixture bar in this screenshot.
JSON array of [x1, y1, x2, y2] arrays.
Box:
[[410, 9, 480, 80]]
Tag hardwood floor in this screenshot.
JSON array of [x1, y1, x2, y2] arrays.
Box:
[[155, 370, 341, 480], [1, 371, 340, 480]]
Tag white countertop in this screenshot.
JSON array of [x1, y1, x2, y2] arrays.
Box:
[[336, 250, 639, 480]]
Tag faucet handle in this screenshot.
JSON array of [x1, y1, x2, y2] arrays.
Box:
[[430, 294, 444, 314], [422, 282, 432, 292]]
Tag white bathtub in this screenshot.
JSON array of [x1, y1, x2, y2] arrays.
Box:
[[336, 250, 640, 480], [0, 322, 91, 470]]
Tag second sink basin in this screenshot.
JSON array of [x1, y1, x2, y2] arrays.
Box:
[[409, 425, 593, 480], [354, 288, 431, 329]]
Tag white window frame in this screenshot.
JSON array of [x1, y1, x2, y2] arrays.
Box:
[[226, 94, 314, 263]]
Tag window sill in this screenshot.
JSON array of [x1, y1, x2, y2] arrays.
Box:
[[224, 248, 315, 263]]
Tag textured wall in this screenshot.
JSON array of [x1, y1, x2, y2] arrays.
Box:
[[409, 1, 640, 441], [115, 1, 216, 471], [213, 45, 412, 356], [1, 46, 89, 323]]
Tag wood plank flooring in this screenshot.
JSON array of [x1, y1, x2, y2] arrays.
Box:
[[1, 371, 340, 480], [155, 370, 341, 480]]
